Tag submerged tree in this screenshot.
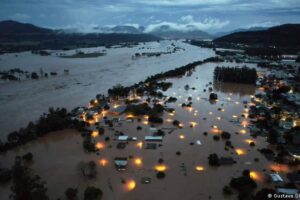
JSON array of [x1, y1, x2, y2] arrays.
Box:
[[214, 66, 257, 84], [84, 186, 103, 200], [10, 158, 49, 200]]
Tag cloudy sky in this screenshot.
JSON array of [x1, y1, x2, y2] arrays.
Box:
[[0, 0, 299, 33]]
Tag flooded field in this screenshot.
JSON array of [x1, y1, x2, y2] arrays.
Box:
[[0, 40, 214, 139], [1, 61, 293, 200]]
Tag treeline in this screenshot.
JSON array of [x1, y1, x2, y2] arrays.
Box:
[[189, 40, 215, 48], [107, 56, 223, 98], [1, 57, 223, 152], [10, 158, 49, 200], [143, 57, 223, 83], [245, 47, 282, 58], [0, 108, 73, 152], [0, 33, 160, 54], [214, 66, 257, 84]]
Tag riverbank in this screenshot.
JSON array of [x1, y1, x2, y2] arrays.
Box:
[[0, 40, 214, 139]]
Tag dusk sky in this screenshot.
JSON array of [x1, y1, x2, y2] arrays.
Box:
[[1, 0, 300, 33]]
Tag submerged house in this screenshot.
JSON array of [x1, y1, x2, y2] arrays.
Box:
[[279, 117, 294, 130], [145, 136, 163, 142], [114, 157, 128, 171], [269, 173, 284, 183], [117, 136, 137, 141]]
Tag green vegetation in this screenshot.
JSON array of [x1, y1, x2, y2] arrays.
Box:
[[229, 171, 257, 199], [22, 152, 33, 162], [61, 52, 106, 58], [0, 20, 160, 53], [221, 132, 231, 140], [83, 134, 96, 152], [209, 93, 218, 100], [124, 103, 151, 115], [11, 158, 49, 200], [144, 57, 223, 83], [0, 168, 12, 184], [214, 66, 257, 84], [208, 153, 220, 166], [148, 116, 163, 124], [108, 84, 131, 98], [84, 186, 103, 200], [214, 24, 300, 54], [156, 172, 166, 179], [65, 188, 78, 200], [0, 108, 72, 152]]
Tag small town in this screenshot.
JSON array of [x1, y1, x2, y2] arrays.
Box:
[[0, 1, 300, 200]]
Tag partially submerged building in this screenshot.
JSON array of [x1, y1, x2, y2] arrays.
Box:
[[114, 157, 128, 171], [145, 136, 163, 142]]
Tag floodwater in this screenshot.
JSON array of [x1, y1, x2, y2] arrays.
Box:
[[1, 61, 292, 200], [0, 40, 214, 140]]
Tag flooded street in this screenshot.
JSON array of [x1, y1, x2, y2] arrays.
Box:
[[0, 40, 214, 139], [0, 61, 287, 200]]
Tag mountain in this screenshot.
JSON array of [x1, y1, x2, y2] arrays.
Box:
[[0, 20, 160, 53], [214, 24, 300, 51], [0, 20, 53, 35], [214, 27, 267, 38], [147, 24, 212, 40]]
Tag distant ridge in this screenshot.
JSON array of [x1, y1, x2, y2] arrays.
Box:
[[0, 20, 160, 53], [213, 27, 268, 38], [0, 20, 53, 35], [214, 24, 300, 51]]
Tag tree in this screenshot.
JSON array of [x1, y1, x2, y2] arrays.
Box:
[[267, 129, 278, 144], [156, 172, 166, 179], [11, 158, 48, 200], [84, 186, 103, 200], [22, 152, 33, 161], [31, 72, 39, 80], [214, 66, 257, 84], [209, 93, 218, 100], [65, 187, 78, 200], [208, 153, 220, 166], [221, 132, 231, 139]]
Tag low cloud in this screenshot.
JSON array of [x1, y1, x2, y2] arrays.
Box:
[[144, 16, 230, 32], [9, 13, 31, 21], [245, 21, 279, 29], [133, 0, 233, 6]]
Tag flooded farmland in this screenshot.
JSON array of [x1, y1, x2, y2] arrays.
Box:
[[0, 40, 214, 139], [1, 59, 292, 200]]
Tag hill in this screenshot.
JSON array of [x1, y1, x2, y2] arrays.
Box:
[[214, 27, 267, 38], [0, 20, 160, 53], [0, 20, 53, 35], [214, 24, 300, 52]]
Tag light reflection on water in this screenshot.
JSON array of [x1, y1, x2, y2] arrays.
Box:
[[0, 59, 277, 200]]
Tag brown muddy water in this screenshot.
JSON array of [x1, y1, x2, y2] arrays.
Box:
[[0, 62, 293, 200], [0, 40, 214, 140]]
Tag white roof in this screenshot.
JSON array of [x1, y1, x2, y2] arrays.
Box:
[[114, 160, 128, 166], [270, 173, 283, 182], [149, 127, 158, 132], [145, 136, 163, 141], [118, 136, 129, 141]]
